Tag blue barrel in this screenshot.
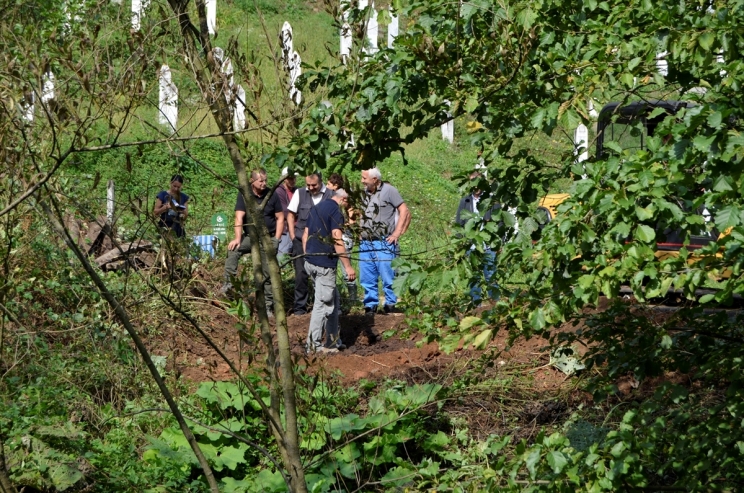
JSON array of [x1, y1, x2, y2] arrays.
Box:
[[193, 235, 217, 258]]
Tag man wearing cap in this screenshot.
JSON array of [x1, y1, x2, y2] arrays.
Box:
[[302, 189, 355, 352], [359, 167, 411, 315], [286, 172, 334, 315], [221, 169, 284, 316], [275, 167, 297, 258]]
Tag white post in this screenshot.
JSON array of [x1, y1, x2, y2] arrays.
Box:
[[441, 100, 454, 144], [280, 21, 293, 63], [588, 99, 598, 119], [340, 1, 352, 64], [363, 0, 379, 55], [574, 123, 589, 179], [22, 92, 35, 122], [717, 53, 726, 77], [656, 51, 668, 77], [388, 7, 399, 48], [340, 23, 352, 64], [206, 0, 216, 35], [289, 51, 302, 105], [107, 180, 115, 224], [158, 64, 178, 132], [131, 0, 149, 31], [234, 85, 246, 131], [41, 71, 55, 104]]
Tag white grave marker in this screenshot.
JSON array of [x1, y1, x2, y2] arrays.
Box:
[[22, 92, 35, 122], [206, 0, 216, 35], [656, 51, 668, 77], [388, 7, 399, 48], [234, 85, 246, 131], [359, 0, 379, 55], [441, 100, 454, 144], [280, 22, 293, 63], [289, 51, 302, 105], [41, 71, 55, 104], [574, 123, 589, 179], [131, 0, 150, 31], [107, 180, 115, 224], [158, 64, 178, 132], [588, 99, 598, 119]]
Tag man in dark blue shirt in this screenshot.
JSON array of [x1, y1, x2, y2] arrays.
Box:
[[302, 189, 356, 353]]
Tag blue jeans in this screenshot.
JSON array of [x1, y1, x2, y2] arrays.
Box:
[[469, 249, 498, 304], [359, 239, 398, 309]]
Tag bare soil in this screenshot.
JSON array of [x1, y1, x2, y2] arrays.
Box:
[[147, 299, 571, 392]]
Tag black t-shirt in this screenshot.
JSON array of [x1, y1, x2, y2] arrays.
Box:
[[235, 189, 282, 237]]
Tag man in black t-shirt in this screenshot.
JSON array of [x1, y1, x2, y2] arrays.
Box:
[[222, 169, 285, 315]]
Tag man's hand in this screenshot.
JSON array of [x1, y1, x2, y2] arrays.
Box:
[[344, 265, 356, 282], [227, 238, 241, 251], [386, 233, 400, 245]]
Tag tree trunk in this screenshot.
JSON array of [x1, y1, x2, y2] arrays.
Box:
[[166, 1, 308, 491]]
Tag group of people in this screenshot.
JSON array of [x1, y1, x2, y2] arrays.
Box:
[[154, 165, 497, 355], [217, 167, 410, 354]]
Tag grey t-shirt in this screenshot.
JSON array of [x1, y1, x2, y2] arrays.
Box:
[[360, 182, 404, 239]]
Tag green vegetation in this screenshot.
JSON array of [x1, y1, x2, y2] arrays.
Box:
[[3, 0, 744, 492]]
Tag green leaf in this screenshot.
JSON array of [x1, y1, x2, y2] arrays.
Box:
[[620, 73, 635, 88], [215, 443, 249, 471], [713, 175, 734, 192], [473, 328, 493, 349], [715, 205, 741, 231], [546, 450, 569, 474], [660, 334, 673, 349], [531, 107, 546, 129], [459, 316, 484, 330], [525, 448, 541, 478], [698, 32, 715, 50], [635, 224, 656, 243], [635, 205, 654, 221], [381, 466, 416, 486]]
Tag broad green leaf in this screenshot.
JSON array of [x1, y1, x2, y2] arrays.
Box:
[[473, 328, 493, 349], [546, 450, 569, 474], [715, 205, 741, 231], [635, 224, 656, 243], [698, 32, 715, 50], [459, 316, 484, 330], [713, 175, 734, 192]]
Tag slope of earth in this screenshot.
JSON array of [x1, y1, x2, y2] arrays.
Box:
[[146, 299, 570, 392]]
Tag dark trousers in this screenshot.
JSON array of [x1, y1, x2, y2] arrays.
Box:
[[292, 237, 310, 314]]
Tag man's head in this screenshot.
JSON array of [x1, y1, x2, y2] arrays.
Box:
[[305, 172, 322, 195], [281, 167, 297, 189], [250, 169, 268, 195], [331, 188, 349, 208], [469, 171, 483, 197], [361, 167, 382, 193]]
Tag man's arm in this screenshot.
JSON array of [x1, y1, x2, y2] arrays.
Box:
[[302, 227, 309, 254], [387, 202, 411, 245], [228, 211, 245, 251], [275, 212, 284, 240], [333, 228, 356, 281], [287, 212, 297, 240]]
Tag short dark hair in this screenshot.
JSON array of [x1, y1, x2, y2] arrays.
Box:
[[328, 173, 345, 189], [171, 174, 184, 183]]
